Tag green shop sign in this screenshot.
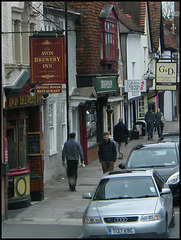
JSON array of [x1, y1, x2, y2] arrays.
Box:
[[96, 76, 117, 93]]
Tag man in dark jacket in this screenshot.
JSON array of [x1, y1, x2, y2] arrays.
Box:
[[98, 132, 117, 174], [113, 119, 129, 159], [62, 132, 84, 191], [145, 106, 155, 140]]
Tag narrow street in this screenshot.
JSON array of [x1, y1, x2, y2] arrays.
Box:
[[2, 121, 179, 238]]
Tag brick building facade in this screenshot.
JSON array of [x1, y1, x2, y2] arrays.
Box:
[[71, 1, 119, 75], [70, 2, 122, 161]]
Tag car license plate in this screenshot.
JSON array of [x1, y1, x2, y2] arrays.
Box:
[[108, 227, 135, 235]]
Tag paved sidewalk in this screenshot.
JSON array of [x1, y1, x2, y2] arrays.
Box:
[[4, 120, 179, 227]]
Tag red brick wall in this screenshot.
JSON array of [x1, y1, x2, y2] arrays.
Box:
[[87, 145, 99, 163], [174, 2, 180, 36], [148, 2, 161, 51], [71, 1, 119, 75]]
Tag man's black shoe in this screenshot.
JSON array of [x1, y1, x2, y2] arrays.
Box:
[[71, 189, 76, 192]]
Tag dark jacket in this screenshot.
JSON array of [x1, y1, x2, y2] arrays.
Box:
[[113, 122, 129, 143], [155, 112, 164, 127], [62, 138, 84, 162], [145, 110, 155, 126], [98, 139, 117, 163]]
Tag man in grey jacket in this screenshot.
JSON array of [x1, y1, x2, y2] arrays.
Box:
[[145, 106, 155, 140], [62, 132, 84, 191]]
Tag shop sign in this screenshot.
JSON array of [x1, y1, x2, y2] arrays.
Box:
[[27, 132, 41, 156], [35, 85, 62, 94], [7, 95, 43, 108], [128, 91, 141, 100], [156, 84, 176, 91], [156, 62, 177, 83], [124, 80, 146, 92], [96, 76, 117, 93], [30, 36, 65, 84]]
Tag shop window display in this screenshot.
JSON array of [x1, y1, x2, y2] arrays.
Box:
[[86, 111, 97, 148]]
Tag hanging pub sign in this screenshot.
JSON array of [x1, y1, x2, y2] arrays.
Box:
[[156, 62, 177, 83], [29, 36, 65, 84], [156, 62, 177, 91]]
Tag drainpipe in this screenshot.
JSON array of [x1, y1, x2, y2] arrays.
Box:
[[65, 1, 70, 139]]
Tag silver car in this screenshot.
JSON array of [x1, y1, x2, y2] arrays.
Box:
[[82, 169, 175, 238]]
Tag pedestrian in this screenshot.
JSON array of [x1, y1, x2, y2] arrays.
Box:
[[62, 132, 84, 191], [145, 106, 155, 140], [113, 118, 129, 159], [98, 132, 117, 174], [155, 108, 164, 138]]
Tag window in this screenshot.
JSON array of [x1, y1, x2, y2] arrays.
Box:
[[86, 110, 97, 148], [138, 97, 145, 118], [49, 102, 57, 155], [101, 20, 116, 62], [7, 118, 27, 170], [93, 177, 157, 200], [153, 172, 164, 193]]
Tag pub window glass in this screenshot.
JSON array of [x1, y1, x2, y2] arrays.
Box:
[[19, 119, 27, 168], [7, 119, 27, 169]]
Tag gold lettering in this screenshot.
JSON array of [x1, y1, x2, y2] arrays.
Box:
[[20, 96, 24, 105], [41, 51, 54, 56], [37, 95, 43, 103], [43, 64, 53, 68], [9, 97, 14, 107], [24, 96, 27, 105], [14, 97, 19, 106], [56, 57, 61, 62]]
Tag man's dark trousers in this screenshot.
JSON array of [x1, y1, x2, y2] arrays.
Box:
[[67, 160, 78, 190]]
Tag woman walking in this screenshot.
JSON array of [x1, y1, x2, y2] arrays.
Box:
[[155, 108, 164, 138]]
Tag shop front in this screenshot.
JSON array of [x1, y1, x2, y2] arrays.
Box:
[[75, 75, 120, 163], [4, 72, 44, 209]]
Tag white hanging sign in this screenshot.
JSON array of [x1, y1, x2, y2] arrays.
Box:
[[124, 80, 147, 92]]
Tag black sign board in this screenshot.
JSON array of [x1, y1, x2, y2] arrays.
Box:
[[27, 132, 41, 156]]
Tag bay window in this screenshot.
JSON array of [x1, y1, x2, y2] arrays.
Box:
[[101, 20, 116, 62]]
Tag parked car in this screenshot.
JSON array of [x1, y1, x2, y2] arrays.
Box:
[[157, 132, 180, 143], [119, 142, 179, 204], [82, 169, 174, 238]]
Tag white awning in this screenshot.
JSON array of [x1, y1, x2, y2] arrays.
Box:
[[70, 87, 97, 107]]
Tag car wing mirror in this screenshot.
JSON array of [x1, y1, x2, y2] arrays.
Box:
[[161, 188, 171, 195], [118, 163, 126, 169], [82, 193, 92, 199]]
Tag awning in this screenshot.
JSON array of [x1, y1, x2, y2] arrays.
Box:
[[108, 95, 124, 103], [70, 87, 97, 107], [3, 70, 33, 96]]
